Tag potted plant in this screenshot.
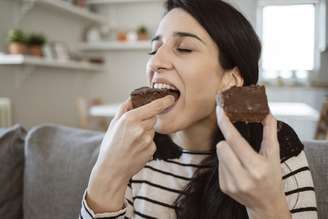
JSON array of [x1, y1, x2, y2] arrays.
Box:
[[116, 31, 128, 42], [137, 25, 149, 41], [6, 29, 27, 55], [26, 33, 47, 57]]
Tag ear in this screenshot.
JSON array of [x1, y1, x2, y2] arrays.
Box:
[[219, 67, 244, 92]]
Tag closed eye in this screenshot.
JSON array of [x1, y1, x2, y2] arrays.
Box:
[[176, 48, 192, 53], [148, 48, 192, 55], [148, 50, 157, 55]]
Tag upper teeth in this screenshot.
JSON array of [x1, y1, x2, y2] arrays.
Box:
[[153, 83, 177, 90]]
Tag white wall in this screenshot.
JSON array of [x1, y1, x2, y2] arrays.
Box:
[[225, 0, 257, 26], [0, 0, 93, 128], [0, 0, 258, 129], [1, 0, 326, 138]]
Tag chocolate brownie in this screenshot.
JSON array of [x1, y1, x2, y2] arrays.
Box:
[[130, 87, 180, 109], [220, 85, 270, 123]]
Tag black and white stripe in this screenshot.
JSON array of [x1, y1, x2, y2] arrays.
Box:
[[144, 165, 193, 181], [80, 150, 317, 218], [282, 166, 310, 180]]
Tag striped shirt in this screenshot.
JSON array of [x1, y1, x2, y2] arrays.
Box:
[[80, 150, 318, 219]]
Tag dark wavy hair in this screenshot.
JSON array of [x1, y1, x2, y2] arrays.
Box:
[[164, 0, 262, 218]]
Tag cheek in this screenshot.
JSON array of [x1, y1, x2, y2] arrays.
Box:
[[145, 61, 153, 82], [154, 60, 221, 133], [183, 70, 220, 108], [154, 88, 216, 134], [160, 78, 217, 133], [184, 90, 216, 119], [181, 57, 221, 95], [179, 70, 220, 117]]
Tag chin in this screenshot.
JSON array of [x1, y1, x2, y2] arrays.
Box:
[[154, 119, 179, 134]]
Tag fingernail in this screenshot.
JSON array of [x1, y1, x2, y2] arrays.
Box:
[[216, 97, 223, 112], [215, 99, 224, 120], [216, 95, 222, 107]]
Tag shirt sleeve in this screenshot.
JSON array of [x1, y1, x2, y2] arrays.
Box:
[[281, 150, 318, 219], [79, 182, 134, 219]]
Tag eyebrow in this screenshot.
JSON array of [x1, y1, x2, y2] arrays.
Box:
[[151, 31, 206, 45]]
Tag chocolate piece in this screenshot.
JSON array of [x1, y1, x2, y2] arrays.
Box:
[[130, 86, 180, 109], [220, 85, 269, 123]]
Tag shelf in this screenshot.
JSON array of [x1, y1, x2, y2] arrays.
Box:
[[78, 41, 151, 51], [86, 0, 164, 4], [0, 54, 104, 72], [24, 0, 107, 24]]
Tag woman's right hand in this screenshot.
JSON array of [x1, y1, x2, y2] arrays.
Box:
[[86, 95, 176, 213]]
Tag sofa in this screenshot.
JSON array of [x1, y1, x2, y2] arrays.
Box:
[[0, 124, 327, 219]]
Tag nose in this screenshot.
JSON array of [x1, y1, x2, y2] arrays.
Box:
[[148, 46, 173, 73]]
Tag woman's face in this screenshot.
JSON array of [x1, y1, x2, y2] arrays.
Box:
[[146, 8, 226, 134]]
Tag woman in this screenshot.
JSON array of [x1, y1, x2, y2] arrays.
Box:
[[80, 0, 318, 218]]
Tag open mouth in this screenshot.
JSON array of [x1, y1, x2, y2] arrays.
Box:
[[149, 82, 181, 114], [151, 82, 181, 101]]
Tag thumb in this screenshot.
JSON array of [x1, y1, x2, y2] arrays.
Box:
[[260, 113, 279, 160]]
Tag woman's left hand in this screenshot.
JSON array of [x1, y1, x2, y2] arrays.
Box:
[[216, 104, 292, 219]]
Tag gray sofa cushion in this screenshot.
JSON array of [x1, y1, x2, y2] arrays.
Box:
[[303, 140, 328, 219], [0, 125, 26, 219], [23, 124, 103, 219], [22, 124, 328, 219]]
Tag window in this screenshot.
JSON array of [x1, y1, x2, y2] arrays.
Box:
[[257, 0, 323, 80]]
